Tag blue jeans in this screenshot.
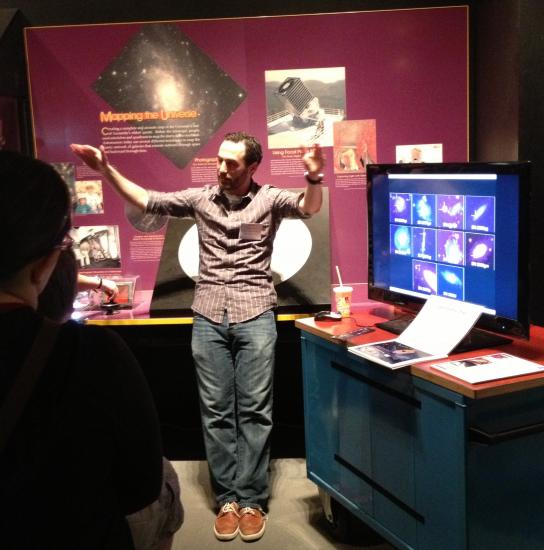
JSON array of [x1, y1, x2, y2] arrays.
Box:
[[191, 310, 277, 511]]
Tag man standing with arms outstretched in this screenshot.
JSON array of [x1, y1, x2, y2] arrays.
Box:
[[72, 132, 324, 542]]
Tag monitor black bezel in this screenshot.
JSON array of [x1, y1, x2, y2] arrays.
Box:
[[366, 161, 531, 340]]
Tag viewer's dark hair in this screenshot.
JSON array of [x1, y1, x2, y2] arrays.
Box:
[[0, 150, 71, 282], [38, 248, 78, 322], [223, 131, 263, 166]]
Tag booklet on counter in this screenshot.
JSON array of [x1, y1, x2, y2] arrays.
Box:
[[432, 353, 544, 384], [348, 295, 484, 370]]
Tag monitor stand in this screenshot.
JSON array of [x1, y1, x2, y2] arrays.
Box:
[[375, 314, 512, 354]]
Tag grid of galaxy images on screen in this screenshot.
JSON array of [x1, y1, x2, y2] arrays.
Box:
[[389, 192, 496, 300]]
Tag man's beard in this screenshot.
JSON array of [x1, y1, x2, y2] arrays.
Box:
[[218, 169, 249, 193]]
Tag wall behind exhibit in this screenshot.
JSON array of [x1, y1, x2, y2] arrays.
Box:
[[24, 7, 468, 306]]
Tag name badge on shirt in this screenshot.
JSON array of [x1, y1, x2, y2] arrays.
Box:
[[240, 222, 263, 240]]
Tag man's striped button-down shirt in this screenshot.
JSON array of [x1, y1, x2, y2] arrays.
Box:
[[146, 181, 307, 323]]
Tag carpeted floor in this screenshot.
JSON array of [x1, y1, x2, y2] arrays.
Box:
[[170, 459, 395, 549]]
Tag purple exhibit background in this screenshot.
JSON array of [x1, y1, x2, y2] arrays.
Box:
[[25, 7, 468, 308]]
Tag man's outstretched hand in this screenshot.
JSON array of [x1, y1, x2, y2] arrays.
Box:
[[302, 143, 325, 177], [71, 144, 109, 173]]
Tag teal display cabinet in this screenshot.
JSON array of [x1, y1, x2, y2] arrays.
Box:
[[297, 315, 544, 549]]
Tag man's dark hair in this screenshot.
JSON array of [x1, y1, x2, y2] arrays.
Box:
[[224, 131, 263, 166], [0, 150, 71, 282]]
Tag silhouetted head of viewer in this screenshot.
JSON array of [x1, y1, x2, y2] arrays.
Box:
[[0, 150, 72, 310], [38, 248, 79, 322]]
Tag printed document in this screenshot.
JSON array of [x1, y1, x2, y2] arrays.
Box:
[[432, 352, 544, 384], [348, 296, 484, 369]]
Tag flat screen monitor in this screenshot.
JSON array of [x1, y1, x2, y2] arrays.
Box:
[[366, 161, 531, 347]]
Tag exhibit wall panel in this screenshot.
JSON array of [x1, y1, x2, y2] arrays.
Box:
[[25, 7, 468, 308]]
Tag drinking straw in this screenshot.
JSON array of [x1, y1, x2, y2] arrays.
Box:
[[335, 265, 343, 287]]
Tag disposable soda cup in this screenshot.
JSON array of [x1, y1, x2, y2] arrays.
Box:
[[333, 286, 353, 317]]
